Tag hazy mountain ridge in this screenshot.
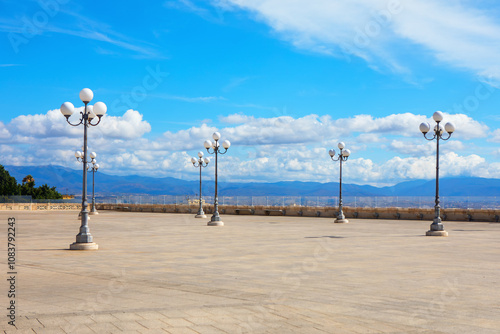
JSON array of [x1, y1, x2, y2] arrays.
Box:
[[5, 165, 499, 197]]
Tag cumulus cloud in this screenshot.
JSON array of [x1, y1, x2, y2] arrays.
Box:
[[389, 139, 465, 157], [0, 108, 498, 185], [94, 109, 151, 139], [0, 122, 11, 139], [213, 147, 499, 184], [217, 112, 486, 146], [214, 0, 500, 80], [9, 109, 79, 139], [3, 108, 151, 143]]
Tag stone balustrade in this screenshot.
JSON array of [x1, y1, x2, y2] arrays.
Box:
[[2, 202, 499, 222], [95, 203, 500, 222]]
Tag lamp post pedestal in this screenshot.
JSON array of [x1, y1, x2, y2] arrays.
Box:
[[89, 197, 99, 215], [70, 242, 98, 250], [208, 221, 224, 226], [334, 207, 348, 223], [426, 217, 448, 236], [208, 206, 224, 226], [195, 209, 207, 219], [426, 230, 448, 236], [195, 200, 207, 218], [335, 199, 348, 224]]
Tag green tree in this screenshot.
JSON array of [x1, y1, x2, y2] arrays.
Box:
[[0, 165, 63, 199], [33, 184, 63, 200], [19, 174, 62, 199], [0, 165, 20, 196]]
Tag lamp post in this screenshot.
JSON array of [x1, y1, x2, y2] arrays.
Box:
[[75, 149, 97, 219], [329, 142, 351, 224], [61, 88, 107, 250], [191, 152, 210, 218], [420, 111, 455, 237], [204, 132, 231, 226], [87, 157, 99, 215]]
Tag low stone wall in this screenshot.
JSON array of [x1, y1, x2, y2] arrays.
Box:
[[96, 203, 500, 222], [2, 202, 498, 222], [0, 203, 81, 211]]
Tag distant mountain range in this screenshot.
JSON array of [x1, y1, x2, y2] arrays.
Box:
[[5, 165, 500, 197]]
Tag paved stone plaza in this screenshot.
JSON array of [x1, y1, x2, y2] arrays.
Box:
[[1, 211, 499, 333]]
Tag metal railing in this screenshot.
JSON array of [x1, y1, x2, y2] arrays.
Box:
[[1, 195, 498, 209], [96, 195, 499, 210]]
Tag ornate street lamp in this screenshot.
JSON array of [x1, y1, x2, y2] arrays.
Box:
[[329, 142, 351, 223], [61, 88, 107, 250], [191, 152, 210, 218], [204, 132, 231, 226], [87, 157, 99, 215], [420, 111, 455, 237]]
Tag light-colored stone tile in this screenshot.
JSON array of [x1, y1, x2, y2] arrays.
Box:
[[60, 324, 95, 334], [182, 317, 217, 326], [86, 322, 121, 333], [2, 211, 500, 334], [88, 314, 119, 323], [32, 327, 66, 334], [136, 319, 169, 329], [111, 313, 145, 322], [162, 328, 198, 334], [112, 321, 147, 331], [136, 312, 166, 320], [4, 329, 36, 334], [161, 318, 194, 328], [62, 315, 96, 326], [187, 325, 226, 334]]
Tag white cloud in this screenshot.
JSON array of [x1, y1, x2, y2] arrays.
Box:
[[10, 109, 78, 139], [217, 112, 486, 146], [0, 122, 11, 139], [389, 139, 465, 157], [94, 109, 151, 139], [212, 147, 498, 184], [1, 108, 498, 185], [4, 108, 151, 143], [214, 0, 500, 80], [489, 129, 500, 142], [219, 113, 253, 124]]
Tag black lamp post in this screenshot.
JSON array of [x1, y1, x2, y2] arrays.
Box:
[[191, 152, 210, 218], [87, 157, 99, 215], [204, 132, 231, 226], [61, 88, 106, 250], [420, 111, 455, 237], [329, 142, 351, 223]]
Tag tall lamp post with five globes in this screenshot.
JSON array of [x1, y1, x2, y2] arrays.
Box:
[[61, 88, 107, 250], [420, 111, 455, 237], [204, 132, 230, 226], [191, 152, 210, 218], [329, 142, 351, 224]]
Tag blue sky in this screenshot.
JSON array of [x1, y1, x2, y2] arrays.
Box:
[[1, 0, 500, 186]]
